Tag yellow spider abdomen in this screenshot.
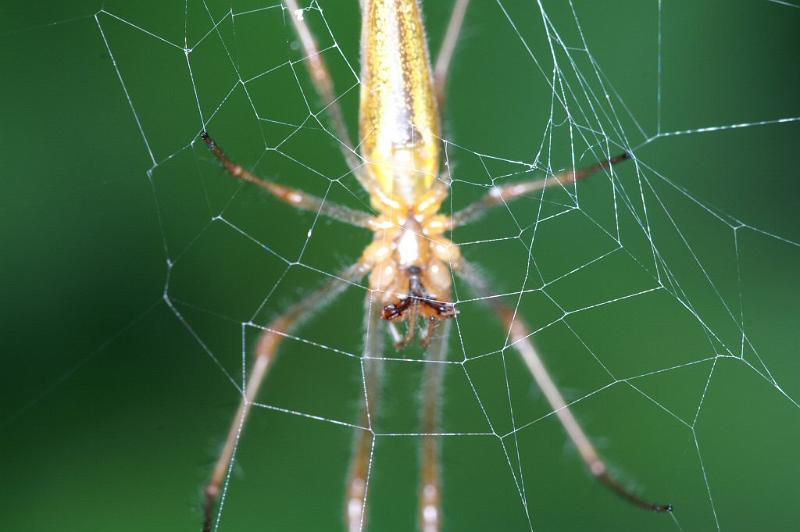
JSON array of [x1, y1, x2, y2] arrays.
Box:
[[360, 0, 441, 210]]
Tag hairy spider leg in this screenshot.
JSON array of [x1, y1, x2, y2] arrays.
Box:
[[345, 296, 384, 532], [418, 319, 451, 532], [201, 132, 373, 227], [456, 259, 672, 513], [202, 262, 371, 532], [433, 0, 470, 109], [450, 152, 630, 227], [283, 0, 373, 190]]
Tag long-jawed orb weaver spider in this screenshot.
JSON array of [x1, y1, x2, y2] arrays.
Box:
[[200, 0, 672, 530]]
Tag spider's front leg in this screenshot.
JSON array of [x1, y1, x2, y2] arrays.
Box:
[[282, 0, 368, 183], [201, 132, 374, 228], [433, 0, 471, 109]]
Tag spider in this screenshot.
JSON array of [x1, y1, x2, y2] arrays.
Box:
[[200, 1, 671, 530]]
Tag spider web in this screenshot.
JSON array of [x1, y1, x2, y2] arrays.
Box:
[[4, 1, 799, 531]]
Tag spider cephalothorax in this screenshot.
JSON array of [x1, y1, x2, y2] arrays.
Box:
[[363, 211, 460, 348]]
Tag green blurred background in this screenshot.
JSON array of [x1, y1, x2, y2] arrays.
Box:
[[2, 1, 799, 531]]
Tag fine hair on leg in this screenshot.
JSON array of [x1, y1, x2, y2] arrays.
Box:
[[345, 292, 385, 532], [203, 262, 371, 532], [455, 259, 672, 513]]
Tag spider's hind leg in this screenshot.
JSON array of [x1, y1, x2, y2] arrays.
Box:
[[418, 319, 452, 532], [455, 259, 673, 514], [345, 295, 385, 532], [201, 262, 371, 532]]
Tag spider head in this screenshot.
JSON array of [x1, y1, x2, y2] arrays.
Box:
[[381, 266, 457, 350]]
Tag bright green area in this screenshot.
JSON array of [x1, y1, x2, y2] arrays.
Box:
[[2, 1, 799, 531]]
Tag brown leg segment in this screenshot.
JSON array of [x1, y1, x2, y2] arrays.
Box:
[[283, 0, 369, 184], [451, 152, 629, 226], [202, 132, 373, 228], [433, 0, 471, 109]]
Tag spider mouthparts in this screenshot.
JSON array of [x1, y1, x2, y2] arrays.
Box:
[[382, 303, 404, 320], [381, 297, 457, 322], [382, 267, 458, 350], [382, 296, 457, 351]]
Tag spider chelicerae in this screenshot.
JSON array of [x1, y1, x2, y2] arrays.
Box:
[[200, 1, 671, 530]]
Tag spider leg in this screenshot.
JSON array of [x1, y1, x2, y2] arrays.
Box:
[[202, 261, 371, 532], [345, 295, 385, 532], [451, 152, 629, 227], [201, 132, 374, 228], [283, 0, 369, 186], [455, 259, 672, 513], [419, 319, 451, 532], [433, 0, 471, 109]]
